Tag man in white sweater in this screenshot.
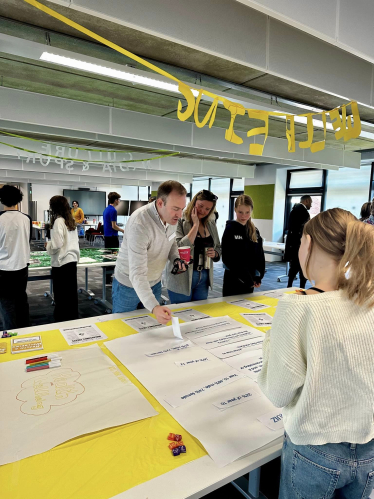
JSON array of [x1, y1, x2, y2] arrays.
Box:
[[113, 181, 187, 324]]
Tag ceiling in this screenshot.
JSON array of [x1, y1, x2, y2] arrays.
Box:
[[0, 0, 373, 170]]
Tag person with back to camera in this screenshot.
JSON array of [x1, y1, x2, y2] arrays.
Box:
[[284, 195, 312, 288], [167, 189, 221, 304], [112, 181, 187, 324], [359, 201, 371, 222], [71, 200, 84, 236], [221, 194, 265, 297], [363, 198, 374, 225], [258, 208, 374, 499], [46, 196, 80, 322], [0, 185, 31, 329]]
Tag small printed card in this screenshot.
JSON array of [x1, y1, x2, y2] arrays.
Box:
[[11, 335, 44, 354], [241, 313, 273, 327], [257, 410, 284, 431]]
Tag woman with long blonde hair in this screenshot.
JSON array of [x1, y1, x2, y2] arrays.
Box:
[[221, 194, 265, 296], [167, 189, 221, 303], [258, 208, 374, 498]]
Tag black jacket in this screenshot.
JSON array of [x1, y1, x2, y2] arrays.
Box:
[[284, 203, 310, 262], [222, 220, 265, 287]]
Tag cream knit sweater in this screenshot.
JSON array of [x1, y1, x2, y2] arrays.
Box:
[[258, 290, 374, 445]]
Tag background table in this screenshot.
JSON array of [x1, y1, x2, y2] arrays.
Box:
[[0, 289, 294, 499], [28, 248, 119, 312], [262, 242, 288, 283]]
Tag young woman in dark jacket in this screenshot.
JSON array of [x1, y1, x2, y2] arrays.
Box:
[[222, 194, 265, 297]]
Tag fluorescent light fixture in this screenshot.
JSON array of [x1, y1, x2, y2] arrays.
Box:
[[39, 52, 374, 140], [40, 52, 199, 96]]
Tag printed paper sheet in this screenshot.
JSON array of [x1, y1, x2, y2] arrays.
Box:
[[123, 315, 164, 332], [224, 350, 264, 381], [59, 324, 107, 345], [105, 324, 283, 468], [226, 299, 270, 311], [241, 313, 273, 327], [0, 345, 157, 465], [172, 309, 211, 322]]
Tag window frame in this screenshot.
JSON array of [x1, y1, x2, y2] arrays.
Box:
[[370, 162, 374, 201], [229, 178, 245, 220]]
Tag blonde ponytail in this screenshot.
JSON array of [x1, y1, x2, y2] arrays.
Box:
[[304, 208, 374, 307], [235, 194, 257, 243], [337, 221, 374, 307]]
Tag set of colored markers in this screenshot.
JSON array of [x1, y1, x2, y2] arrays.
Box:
[[25, 353, 62, 372]]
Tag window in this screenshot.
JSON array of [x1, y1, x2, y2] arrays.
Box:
[[325, 164, 371, 218], [284, 168, 327, 233], [229, 178, 245, 220], [211, 178, 230, 238], [232, 178, 245, 191], [139, 186, 150, 201], [290, 195, 321, 219], [123, 186, 138, 200], [192, 179, 209, 198], [289, 170, 323, 189]]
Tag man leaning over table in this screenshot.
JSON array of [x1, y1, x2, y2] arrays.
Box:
[[112, 180, 187, 324]]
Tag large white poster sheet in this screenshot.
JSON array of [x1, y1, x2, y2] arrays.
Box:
[[0, 345, 157, 465], [105, 323, 283, 468]]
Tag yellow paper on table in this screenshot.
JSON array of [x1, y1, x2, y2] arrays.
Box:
[[0, 320, 206, 499]]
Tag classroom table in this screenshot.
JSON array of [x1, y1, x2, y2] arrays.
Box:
[[28, 248, 119, 312], [0, 289, 293, 499], [262, 242, 288, 283]]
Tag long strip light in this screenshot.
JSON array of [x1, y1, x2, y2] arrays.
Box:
[[40, 52, 374, 140], [40, 52, 199, 96]]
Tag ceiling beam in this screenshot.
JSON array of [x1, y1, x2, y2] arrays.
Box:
[[48, 0, 374, 109]]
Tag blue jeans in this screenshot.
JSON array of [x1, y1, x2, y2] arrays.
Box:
[[112, 278, 162, 313], [168, 269, 209, 304], [279, 432, 374, 499]]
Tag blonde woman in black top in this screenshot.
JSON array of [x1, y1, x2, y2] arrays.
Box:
[[222, 194, 265, 296]]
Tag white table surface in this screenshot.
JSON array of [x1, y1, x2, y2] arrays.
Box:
[[263, 241, 285, 251], [28, 260, 117, 272], [11, 289, 294, 499]]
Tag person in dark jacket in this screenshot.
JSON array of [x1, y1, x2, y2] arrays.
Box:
[[284, 195, 312, 288], [222, 194, 265, 297]]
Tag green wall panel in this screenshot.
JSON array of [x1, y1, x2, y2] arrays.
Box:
[[151, 190, 158, 197], [244, 184, 275, 220]]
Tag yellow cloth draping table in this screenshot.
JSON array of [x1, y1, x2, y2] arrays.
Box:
[[0, 292, 287, 499]]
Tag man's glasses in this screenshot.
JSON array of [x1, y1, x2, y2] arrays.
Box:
[[198, 189, 218, 202]]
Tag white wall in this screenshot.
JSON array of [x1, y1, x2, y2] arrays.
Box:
[[272, 168, 288, 243], [19, 183, 29, 216], [31, 184, 72, 221]]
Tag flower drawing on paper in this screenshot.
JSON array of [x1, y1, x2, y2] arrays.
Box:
[[16, 368, 85, 416]]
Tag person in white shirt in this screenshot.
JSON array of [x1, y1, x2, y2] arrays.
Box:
[[0, 185, 31, 329], [258, 208, 374, 499], [113, 180, 187, 324], [46, 195, 80, 322]]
